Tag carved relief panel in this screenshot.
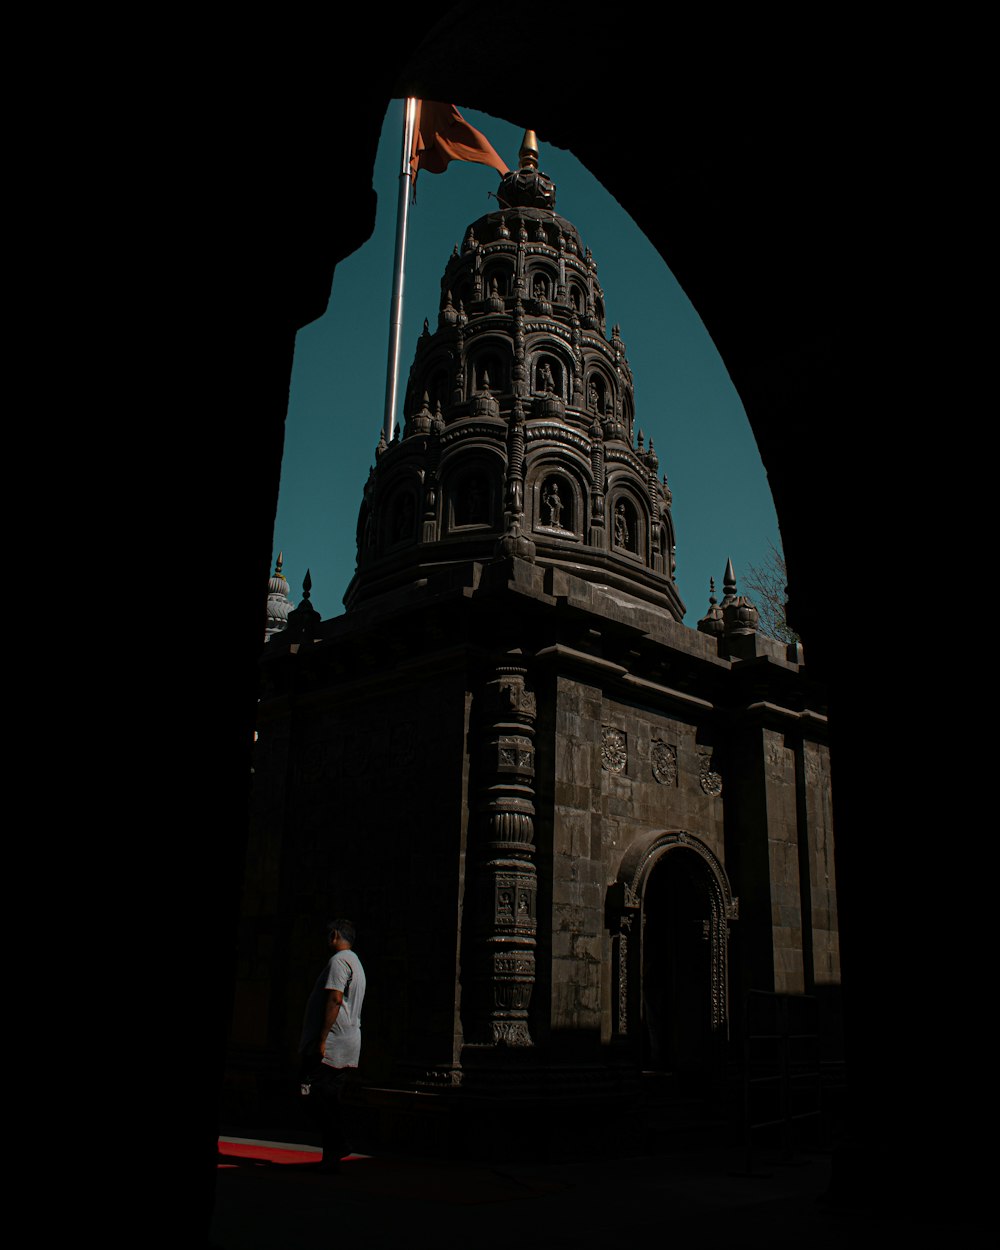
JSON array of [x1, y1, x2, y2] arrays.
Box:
[[602, 726, 628, 773]]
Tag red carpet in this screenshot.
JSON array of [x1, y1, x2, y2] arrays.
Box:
[[215, 1141, 568, 1202], [218, 1139, 321, 1167]]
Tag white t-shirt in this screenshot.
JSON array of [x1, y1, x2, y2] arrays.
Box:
[[302, 945, 370, 1065], [321, 949, 366, 1068]]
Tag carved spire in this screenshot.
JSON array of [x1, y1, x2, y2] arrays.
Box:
[[408, 390, 433, 436], [265, 551, 291, 641], [440, 288, 458, 327], [718, 558, 760, 638], [284, 569, 322, 640], [721, 556, 737, 604], [697, 576, 725, 638]]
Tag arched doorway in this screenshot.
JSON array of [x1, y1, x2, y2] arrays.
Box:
[[642, 847, 714, 1074], [611, 831, 737, 1076]]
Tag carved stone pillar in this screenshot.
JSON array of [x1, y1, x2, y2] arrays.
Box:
[[589, 417, 606, 538], [465, 664, 537, 1046], [422, 418, 442, 544], [505, 402, 526, 525], [512, 298, 527, 398], [648, 461, 662, 572]]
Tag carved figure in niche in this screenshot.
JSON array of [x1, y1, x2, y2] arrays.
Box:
[[542, 479, 564, 528], [498, 890, 513, 919], [614, 502, 630, 549], [588, 379, 598, 412], [537, 361, 555, 393], [392, 494, 415, 542], [465, 479, 483, 521], [456, 473, 490, 526], [533, 277, 547, 301]]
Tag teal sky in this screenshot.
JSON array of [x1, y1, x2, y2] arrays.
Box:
[[272, 102, 780, 623]]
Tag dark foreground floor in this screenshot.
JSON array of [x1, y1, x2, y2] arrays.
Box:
[[211, 1137, 988, 1250]]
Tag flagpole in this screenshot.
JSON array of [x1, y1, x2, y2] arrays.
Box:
[[383, 97, 419, 446]]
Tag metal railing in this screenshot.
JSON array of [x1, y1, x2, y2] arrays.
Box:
[[742, 990, 822, 1175]]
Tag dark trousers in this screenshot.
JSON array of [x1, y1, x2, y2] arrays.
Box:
[[301, 1058, 353, 1161]]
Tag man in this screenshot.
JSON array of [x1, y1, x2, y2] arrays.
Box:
[[298, 919, 367, 1173]]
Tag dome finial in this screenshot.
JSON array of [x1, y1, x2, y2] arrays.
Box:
[[498, 129, 555, 210], [723, 556, 737, 601], [519, 129, 539, 171]]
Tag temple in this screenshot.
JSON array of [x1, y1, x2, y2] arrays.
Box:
[[229, 132, 840, 1148]]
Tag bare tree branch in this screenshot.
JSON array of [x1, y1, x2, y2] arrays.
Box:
[[743, 540, 800, 644]]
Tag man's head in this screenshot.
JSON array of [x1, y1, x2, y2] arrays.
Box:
[[327, 918, 356, 948]]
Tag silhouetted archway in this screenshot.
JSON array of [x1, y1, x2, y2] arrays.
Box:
[[204, 8, 977, 1226]]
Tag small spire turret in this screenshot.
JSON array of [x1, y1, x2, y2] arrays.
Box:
[[720, 559, 760, 638], [697, 576, 725, 638], [283, 569, 322, 642], [265, 551, 291, 641], [721, 556, 737, 604]]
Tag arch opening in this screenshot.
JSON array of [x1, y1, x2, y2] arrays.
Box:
[[642, 847, 715, 1074]]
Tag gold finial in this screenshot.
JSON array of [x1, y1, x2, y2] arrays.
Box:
[[518, 129, 539, 171], [275, 550, 285, 578]]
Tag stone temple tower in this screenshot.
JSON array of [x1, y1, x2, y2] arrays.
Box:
[[232, 133, 839, 1144], [347, 129, 681, 623]]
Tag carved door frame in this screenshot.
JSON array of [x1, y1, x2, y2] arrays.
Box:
[[608, 830, 738, 1052]]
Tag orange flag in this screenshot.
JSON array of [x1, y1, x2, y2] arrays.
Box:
[[410, 102, 509, 186]]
